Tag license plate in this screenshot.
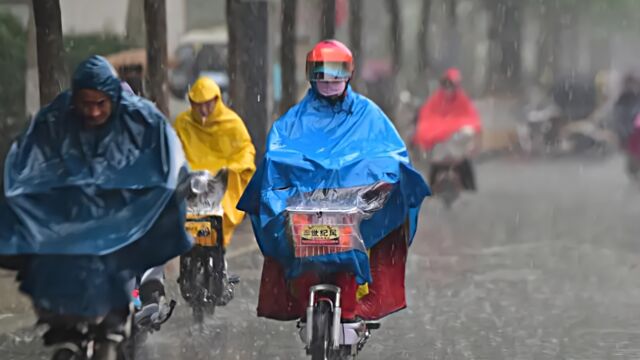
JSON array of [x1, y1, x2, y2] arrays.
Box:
[[185, 221, 217, 246], [301, 225, 340, 245]]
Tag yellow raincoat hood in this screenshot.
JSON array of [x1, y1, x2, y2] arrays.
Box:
[[175, 77, 256, 246]]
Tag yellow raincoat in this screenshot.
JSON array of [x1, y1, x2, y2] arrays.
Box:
[[174, 77, 256, 247]]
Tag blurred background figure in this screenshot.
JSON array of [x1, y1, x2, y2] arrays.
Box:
[[612, 73, 640, 145], [413, 68, 481, 206]]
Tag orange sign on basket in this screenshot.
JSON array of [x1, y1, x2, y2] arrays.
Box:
[[185, 221, 218, 247], [292, 221, 354, 258]]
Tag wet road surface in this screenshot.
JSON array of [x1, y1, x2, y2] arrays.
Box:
[[4, 155, 640, 359]]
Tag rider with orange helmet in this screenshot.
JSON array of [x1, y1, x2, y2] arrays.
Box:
[[305, 39, 354, 99], [238, 40, 430, 321]]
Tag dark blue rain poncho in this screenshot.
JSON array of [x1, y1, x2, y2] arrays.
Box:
[[0, 56, 192, 317], [238, 86, 430, 284]]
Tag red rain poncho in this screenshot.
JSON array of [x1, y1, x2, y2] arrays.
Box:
[[413, 68, 482, 151]]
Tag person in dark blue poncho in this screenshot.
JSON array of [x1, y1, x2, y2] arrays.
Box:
[[237, 40, 430, 321], [0, 56, 192, 327]]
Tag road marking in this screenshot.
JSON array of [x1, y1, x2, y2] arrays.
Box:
[[0, 314, 15, 320]]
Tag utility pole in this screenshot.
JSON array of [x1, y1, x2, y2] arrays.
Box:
[[485, 0, 522, 92], [349, 0, 363, 89], [144, 0, 170, 116], [417, 0, 432, 74], [321, 0, 336, 39], [386, 0, 402, 75], [280, 0, 298, 114], [446, 0, 459, 66], [32, 0, 67, 105], [386, 0, 402, 121], [227, 0, 270, 161]]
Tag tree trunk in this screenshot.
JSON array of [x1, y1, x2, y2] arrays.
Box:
[[485, 0, 500, 92], [486, 0, 522, 93], [447, 0, 457, 28], [417, 0, 432, 73], [144, 0, 169, 116], [349, 0, 363, 89], [227, 0, 270, 162], [535, 2, 560, 84], [386, 0, 402, 75], [500, 0, 521, 87], [446, 0, 458, 65], [32, 0, 67, 106], [280, 0, 297, 115], [382, 0, 402, 121], [321, 0, 336, 39]]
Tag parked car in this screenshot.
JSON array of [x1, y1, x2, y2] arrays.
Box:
[[168, 26, 230, 102]]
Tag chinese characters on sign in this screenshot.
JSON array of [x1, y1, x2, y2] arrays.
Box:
[[301, 225, 340, 244]]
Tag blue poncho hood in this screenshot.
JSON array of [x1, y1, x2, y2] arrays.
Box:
[[238, 87, 430, 284], [0, 56, 192, 316]]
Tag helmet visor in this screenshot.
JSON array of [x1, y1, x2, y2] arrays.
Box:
[[306, 61, 352, 82]]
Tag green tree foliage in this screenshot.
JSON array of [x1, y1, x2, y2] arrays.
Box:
[[0, 12, 26, 122], [0, 12, 26, 199]]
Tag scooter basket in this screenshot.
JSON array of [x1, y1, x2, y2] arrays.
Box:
[[286, 208, 365, 258]]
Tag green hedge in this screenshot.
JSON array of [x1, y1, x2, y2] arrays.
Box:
[[0, 12, 26, 122], [0, 12, 26, 196], [0, 12, 26, 191], [64, 34, 135, 73]]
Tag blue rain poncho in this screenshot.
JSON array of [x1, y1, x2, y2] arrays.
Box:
[[0, 56, 192, 317], [238, 87, 430, 284]]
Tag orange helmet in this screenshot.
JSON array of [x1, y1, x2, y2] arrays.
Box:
[[306, 40, 354, 82], [441, 68, 462, 86]]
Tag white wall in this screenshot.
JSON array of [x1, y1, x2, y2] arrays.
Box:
[[166, 0, 185, 54], [60, 0, 185, 53], [61, 0, 128, 36]]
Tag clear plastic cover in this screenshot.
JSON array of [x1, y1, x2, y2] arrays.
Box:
[[287, 208, 362, 258], [186, 169, 228, 217], [285, 182, 392, 258]]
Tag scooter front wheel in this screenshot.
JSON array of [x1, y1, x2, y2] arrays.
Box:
[[51, 347, 81, 360], [310, 301, 332, 360]]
